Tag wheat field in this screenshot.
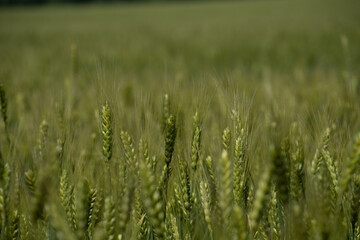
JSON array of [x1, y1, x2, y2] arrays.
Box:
[[1, 0, 360, 239]]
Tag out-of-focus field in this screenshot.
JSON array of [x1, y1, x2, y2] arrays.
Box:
[[1, 0, 359, 84], [1, 1, 360, 239], [0, 0, 359, 136]]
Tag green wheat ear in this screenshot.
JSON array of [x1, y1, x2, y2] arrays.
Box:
[[0, 166, 8, 237], [25, 169, 36, 196], [290, 138, 304, 202], [350, 176, 360, 231], [87, 188, 97, 239], [135, 190, 148, 240], [233, 205, 247, 240], [120, 130, 137, 173], [158, 114, 176, 200], [250, 165, 271, 233], [191, 112, 202, 172], [222, 127, 231, 151], [0, 82, 7, 125], [9, 210, 20, 240], [312, 128, 331, 176], [2, 163, 10, 222], [178, 158, 192, 221], [219, 150, 233, 226], [37, 120, 48, 161], [164, 114, 177, 166], [101, 101, 113, 163], [204, 156, 219, 215], [0, 151, 3, 179], [140, 161, 166, 239], [0, 82, 9, 144], [270, 188, 281, 240], [200, 181, 212, 235], [0, 188, 5, 229], [13, 174, 20, 223], [272, 140, 290, 205], [76, 179, 90, 239], [139, 138, 151, 172], [59, 170, 77, 231], [321, 149, 339, 200], [93, 188, 104, 227], [340, 133, 360, 195], [161, 94, 170, 132], [233, 126, 248, 206], [164, 202, 173, 239], [169, 213, 180, 240], [118, 184, 133, 235], [21, 214, 30, 240], [104, 197, 116, 240]]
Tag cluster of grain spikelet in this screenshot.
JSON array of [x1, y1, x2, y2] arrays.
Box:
[[2, 79, 360, 240]]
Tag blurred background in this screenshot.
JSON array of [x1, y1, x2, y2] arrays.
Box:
[[0, 0, 360, 141]]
